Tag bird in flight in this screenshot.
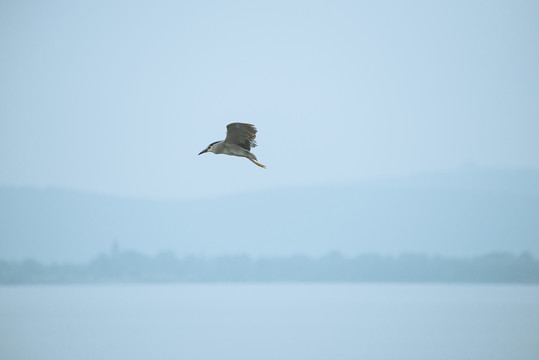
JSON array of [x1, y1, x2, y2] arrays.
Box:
[[198, 123, 266, 168]]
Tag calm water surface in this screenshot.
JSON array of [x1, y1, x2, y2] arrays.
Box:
[[1, 284, 538, 360]]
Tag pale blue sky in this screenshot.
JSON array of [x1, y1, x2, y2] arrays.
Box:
[[1, 0, 538, 199]]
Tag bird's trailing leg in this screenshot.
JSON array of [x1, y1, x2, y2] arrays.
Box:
[[249, 158, 266, 168]]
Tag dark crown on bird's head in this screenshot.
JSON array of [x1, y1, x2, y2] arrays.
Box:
[[199, 140, 221, 155]]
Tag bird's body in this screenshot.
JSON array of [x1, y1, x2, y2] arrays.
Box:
[[199, 123, 266, 168]]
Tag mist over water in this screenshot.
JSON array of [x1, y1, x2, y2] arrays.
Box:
[[1, 284, 538, 360]]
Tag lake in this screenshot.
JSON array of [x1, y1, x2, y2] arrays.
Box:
[[1, 284, 538, 360]]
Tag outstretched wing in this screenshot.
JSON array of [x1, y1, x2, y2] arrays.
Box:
[[224, 123, 258, 151]]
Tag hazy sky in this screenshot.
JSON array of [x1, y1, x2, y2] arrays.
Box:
[[1, 0, 538, 199]]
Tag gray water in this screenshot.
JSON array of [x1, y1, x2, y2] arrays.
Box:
[[1, 284, 538, 360]]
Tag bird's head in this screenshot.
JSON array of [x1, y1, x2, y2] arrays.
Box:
[[198, 141, 220, 155]]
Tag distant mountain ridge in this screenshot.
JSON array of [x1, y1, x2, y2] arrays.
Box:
[[1, 168, 538, 262]]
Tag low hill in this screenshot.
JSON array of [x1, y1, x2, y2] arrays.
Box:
[[1, 168, 538, 262]]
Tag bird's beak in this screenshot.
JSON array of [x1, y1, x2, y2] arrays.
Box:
[[198, 149, 207, 155]]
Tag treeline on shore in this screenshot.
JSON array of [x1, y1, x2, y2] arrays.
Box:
[[1, 251, 538, 284]]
